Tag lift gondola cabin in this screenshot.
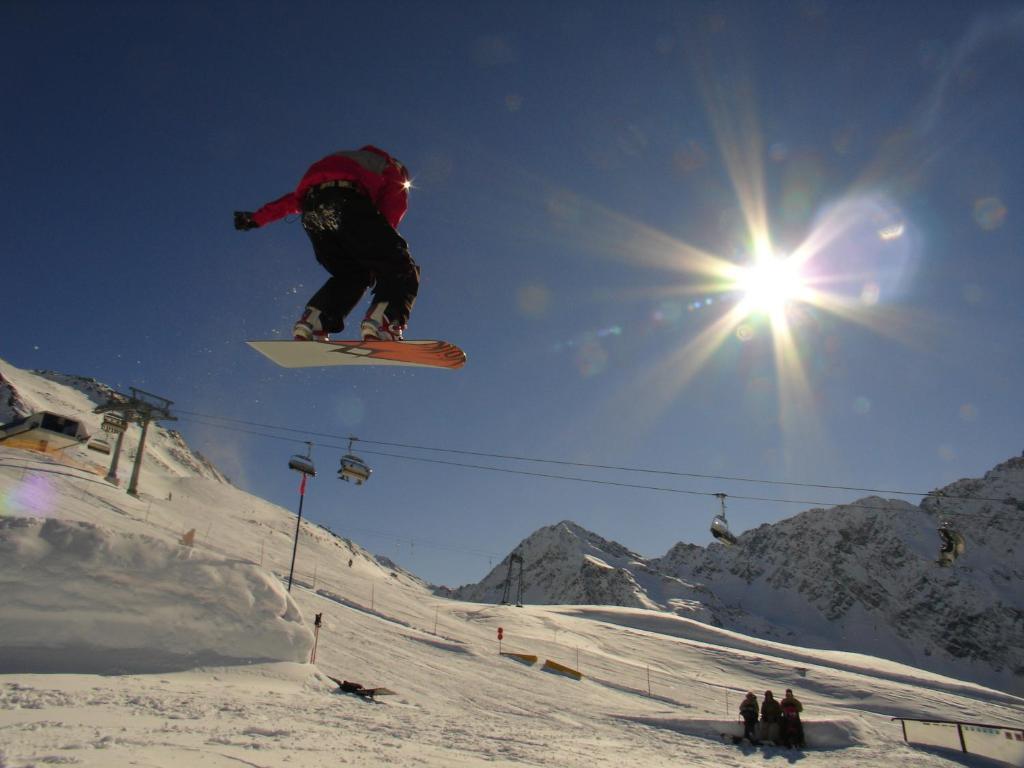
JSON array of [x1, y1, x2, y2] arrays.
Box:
[[86, 435, 111, 454], [0, 411, 87, 453], [710, 492, 738, 546], [288, 442, 316, 477], [928, 493, 966, 567], [338, 437, 372, 485], [87, 413, 126, 455], [937, 522, 966, 567]]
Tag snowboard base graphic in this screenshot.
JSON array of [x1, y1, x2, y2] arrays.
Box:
[[247, 339, 466, 370]]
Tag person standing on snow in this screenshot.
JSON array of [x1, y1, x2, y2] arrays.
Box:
[[234, 146, 419, 342], [780, 688, 805, 748], [760, 690, 782, 743], [739, 692, 760, 744]]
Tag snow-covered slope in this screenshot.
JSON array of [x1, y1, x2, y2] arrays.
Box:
[[1, 355, 1022, 767], [0, 361, 227, 484], [449, 469, 1024, 696]]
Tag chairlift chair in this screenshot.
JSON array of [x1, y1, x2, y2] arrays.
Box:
[[936, 522, 965, 567], [87, 435, 112, 454], [710, 492, 738, 546], [338, 438, 372, 484], [288, 442, 316, 477]]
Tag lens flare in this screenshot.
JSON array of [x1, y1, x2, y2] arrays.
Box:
[[1, 474, 55, 518], [958, 403, 978, 422], [973, 197, 1006, 230], [878, 223, 905, 241], [517, 283, 550, 317]]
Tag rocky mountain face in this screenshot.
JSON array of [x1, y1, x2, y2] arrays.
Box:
[[443, 521, 723, 624], [447, 459, 1024, 695]]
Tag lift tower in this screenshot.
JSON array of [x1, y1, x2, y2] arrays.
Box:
[[94, 388, 175, 496]]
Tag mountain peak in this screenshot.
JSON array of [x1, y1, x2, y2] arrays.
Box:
[[448, 461, 1024, 696]]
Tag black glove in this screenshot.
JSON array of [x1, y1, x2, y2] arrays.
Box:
[[234, 211, 259, 231]]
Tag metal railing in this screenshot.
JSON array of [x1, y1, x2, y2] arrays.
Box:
[[894, 717, 1024, 767]]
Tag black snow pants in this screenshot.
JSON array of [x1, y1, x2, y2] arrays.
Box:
[[742, 716, 758, 743], [300, 185, 420, 334]]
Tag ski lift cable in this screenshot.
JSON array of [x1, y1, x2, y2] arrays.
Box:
[[178, 414, 870, 508], [353, 448, 958, 513], [172, 415, 1003, 524], [341, 524, 503, 560], [174, 409, 1010, 505], [172, 419, 504, 561]]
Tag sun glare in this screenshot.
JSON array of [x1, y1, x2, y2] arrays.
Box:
[[736, 253, 806, 318]]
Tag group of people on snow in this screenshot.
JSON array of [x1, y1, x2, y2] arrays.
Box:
[[738, 688, 804, 748]]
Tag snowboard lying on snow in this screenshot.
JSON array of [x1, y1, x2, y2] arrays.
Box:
[[327, 675, 395, 700]]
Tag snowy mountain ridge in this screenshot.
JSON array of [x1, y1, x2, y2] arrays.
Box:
[[0, 356, 423, 590], [449, 464, 1024, 696], [0, 364, 228, 484]]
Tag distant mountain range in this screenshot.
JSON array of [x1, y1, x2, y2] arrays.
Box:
[[443, 459, 1024, 695]]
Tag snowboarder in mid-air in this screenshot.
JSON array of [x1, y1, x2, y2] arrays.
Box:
[[234, 146, 419, 342]]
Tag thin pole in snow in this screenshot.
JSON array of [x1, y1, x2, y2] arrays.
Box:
[[310, 612, 322, 664], [287, 473, 308, 592]]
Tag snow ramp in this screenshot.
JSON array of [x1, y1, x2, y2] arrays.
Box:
[[0, 517, 313, 673]]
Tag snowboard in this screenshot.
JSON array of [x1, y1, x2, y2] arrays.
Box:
[[327, 675, 395, 700], [247, 339, 466, 370]]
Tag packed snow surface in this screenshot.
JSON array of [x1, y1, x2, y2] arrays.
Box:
[[1, 357, 1022, 767], [0, 517, 312, 673]]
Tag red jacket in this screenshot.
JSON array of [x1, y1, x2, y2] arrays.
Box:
[[251, 146, 409, 229]]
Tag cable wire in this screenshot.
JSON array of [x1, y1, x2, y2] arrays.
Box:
[[175, 409, 1012, 505], [175, 414, 1012, 515]]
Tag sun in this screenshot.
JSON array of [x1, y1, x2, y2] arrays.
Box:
[[735, 251, 807, 319]]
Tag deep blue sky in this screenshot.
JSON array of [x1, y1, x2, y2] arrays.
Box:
[[2, 1, 1021, 586]]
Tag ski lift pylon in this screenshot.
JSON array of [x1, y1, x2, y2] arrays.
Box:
[[710, 492, 738, 546], [338, 436, 372, 485], [288, 441, 316, 477]]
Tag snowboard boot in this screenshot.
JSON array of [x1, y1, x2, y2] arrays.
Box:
[[360, 301, 405, 341], [293, 306, 329, 342]]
